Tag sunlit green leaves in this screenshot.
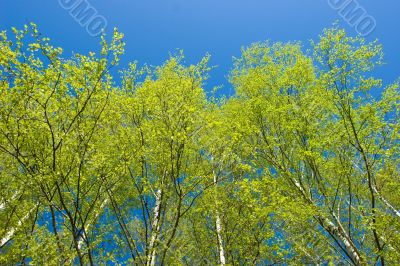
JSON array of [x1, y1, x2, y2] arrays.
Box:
[[0, 24, 399, 265]]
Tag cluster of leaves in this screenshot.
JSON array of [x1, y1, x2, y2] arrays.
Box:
[[0, 24, 399, 265]]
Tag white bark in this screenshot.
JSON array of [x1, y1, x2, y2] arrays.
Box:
[[321, 217, 362, 265], [0, 204, 38, 247], [147, 189, 162, 266], [0, 191, 20, 210], [372, 186, 400, 219], [292, 174, 362, 264], [352, 159, 400, 218], [215, 211, 226, 266], [77, 198, 109, 249], [212, 158, 226, 266]]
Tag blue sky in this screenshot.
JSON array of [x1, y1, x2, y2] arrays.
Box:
[[1, 0, 399, 95]]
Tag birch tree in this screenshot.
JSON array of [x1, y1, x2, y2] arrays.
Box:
[[0, 24, 399, 265], [229, 26, 400, 265]]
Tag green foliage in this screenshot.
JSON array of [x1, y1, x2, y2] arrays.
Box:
[[0, 24, 399, 265]]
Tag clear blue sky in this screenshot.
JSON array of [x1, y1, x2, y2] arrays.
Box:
[[1, 0, 399, 95]]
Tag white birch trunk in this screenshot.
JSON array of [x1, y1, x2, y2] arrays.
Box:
[[321, 217, 362, 265], [77, 198, 109, 249], [352, 160, 400, 218], [212, 158, 226, 266], [0, 192, 18, 210], [147, 188, 162, 266], [372, 186, 400, 219], [292, 176, 362, 265], [215, 211, 226, 266], [0, 204, 38, 247]]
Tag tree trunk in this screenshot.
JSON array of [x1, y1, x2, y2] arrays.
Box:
[[215, 211, 226, 266], [212, 160, 226, 266], [77, 198, 109, 249], [320, 217, 363, 265], [147, 189, 163, 266], [0, 204, 38, 247]]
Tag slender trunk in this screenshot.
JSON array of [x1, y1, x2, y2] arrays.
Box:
[[147, 189, 163, 266], [78, 198, 110, 265], [290, 174, 362, 265], [160, 195, 183, 265], [212, 160, 226, 266], [50, 204, 65, 263], [353, 160, 400, 218], [0, 204, 38, 247], [0, 191, 20, 210], [77, 198, 109, 249], [373, 186, 400, 218], [54, 183, 85, 266], [71, 228, 85, 266], [320, 217, 362, 265], [215, 211, 226, 266], [346, 105, 384, 264]]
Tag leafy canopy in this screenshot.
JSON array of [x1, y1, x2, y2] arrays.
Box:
[[0, 24, 399, 265]]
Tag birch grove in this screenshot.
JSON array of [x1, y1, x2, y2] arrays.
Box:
[[0, 24, 399, 265]]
